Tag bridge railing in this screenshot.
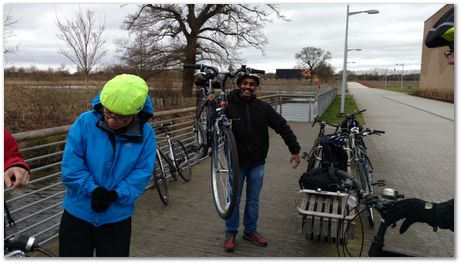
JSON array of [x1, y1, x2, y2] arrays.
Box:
[[4, 90, 336, 247]]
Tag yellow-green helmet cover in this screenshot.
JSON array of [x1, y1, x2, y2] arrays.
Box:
[[100, 74, 148, 115]]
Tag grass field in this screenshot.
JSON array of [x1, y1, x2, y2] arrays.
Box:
[[320, 94, 365, 125], [356, 80, 419, 95]]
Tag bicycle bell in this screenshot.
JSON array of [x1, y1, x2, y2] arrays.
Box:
[[381, 188, 399, 200]]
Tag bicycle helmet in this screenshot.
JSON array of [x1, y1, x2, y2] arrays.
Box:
[[236, 72, 260, 87], [425, 7, 454, 48], [100, 74, 149, 115]]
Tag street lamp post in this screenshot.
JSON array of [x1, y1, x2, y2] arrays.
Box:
[[340, 5, 379, 113], [395, 63, 404, 89]]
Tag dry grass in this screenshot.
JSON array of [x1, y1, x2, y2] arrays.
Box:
[[5, 78, 337, 133], [4, 84, 195, 133]]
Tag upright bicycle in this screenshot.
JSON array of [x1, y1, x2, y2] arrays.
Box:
[[338, 109, 385, 226], [183, 63, 265, 219], [302, 116, 341, 173], [152, 121, 192, 205]]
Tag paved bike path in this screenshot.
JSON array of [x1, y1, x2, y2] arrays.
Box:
[[129, 121, 351, 257], [347, 82, 454, 257]]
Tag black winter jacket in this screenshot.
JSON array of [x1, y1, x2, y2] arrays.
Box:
[[225, 90, 300, 167]]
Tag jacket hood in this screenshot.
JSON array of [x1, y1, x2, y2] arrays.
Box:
[[91, 93, 154, 121]]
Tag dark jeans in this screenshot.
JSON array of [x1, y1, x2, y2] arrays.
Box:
[[59, 210, 131, 257], [225, 164, 265, 235]]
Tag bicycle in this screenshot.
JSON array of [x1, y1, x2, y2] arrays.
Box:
[[302, 116, 341, 173], [337, 109, 385, 226], [4, 202, 56, 257], [152, 121, 192, 205], [183, 63, 265, 219], [348, 126, 385, 226], [336, 188, 414, 257]]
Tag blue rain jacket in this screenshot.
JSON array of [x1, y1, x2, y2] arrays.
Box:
[[61, 94, 156, 226]]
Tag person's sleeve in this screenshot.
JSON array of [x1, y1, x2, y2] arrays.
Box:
[[61, 117, 99, 197], [266, 104, 301, 154], [4, 128, 30, 172], [435, 199, 454, 231], [114, 127, 156, 205]]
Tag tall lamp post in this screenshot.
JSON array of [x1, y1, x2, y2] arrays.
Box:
[[395, 63, 404, 89], [340, 5, 379, 113]]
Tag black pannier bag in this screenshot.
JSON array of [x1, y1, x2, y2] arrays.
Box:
[[298, 167, 339, 191], [320, 134, 348, 171]]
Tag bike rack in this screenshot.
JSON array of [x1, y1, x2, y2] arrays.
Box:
[[295, 189, 356, 243]]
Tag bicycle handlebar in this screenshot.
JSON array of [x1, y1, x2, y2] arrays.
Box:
[[337, 109, 367, 119], [183, 63, 265, 78], [5, 235, 39, 253], [247, 67, 265, 74], [312, 116, 339, 128]]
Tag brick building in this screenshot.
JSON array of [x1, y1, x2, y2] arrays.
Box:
[[419, 4, 454, 102]]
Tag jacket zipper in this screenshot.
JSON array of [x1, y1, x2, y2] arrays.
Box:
[[246, 103, 252, 154]]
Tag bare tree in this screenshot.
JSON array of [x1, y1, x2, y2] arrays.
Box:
[[4, 11, 19, 55], [56, 8, 106, 88], [295, 47, 331, 85], [120, 4, 286, 96], [315, 62, 335, 82]]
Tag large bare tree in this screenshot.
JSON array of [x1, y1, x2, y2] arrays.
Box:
[[56, 8, 106, 88], [295, 47, 331, 85], [4, 11, 19, 55], [120, 4, 286, 96]]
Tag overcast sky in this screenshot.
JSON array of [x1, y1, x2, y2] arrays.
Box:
[[3, 2, 446, 74]]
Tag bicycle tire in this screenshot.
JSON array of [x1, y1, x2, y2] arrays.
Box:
[[195, 89, 209, 158], [153, 148, 169, 205], [172, 139, 192, 182], [306, 140, 322, 173], [357, 158, 374, 227], [211, 125, 240, 219]]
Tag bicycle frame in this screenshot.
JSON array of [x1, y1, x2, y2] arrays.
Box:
[[156, 126, 179, 177]]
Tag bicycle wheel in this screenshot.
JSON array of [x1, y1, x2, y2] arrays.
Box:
[[211, 125, 240, 219], [356, 158, 374, 227], [153, 148, 169, 205], [172, 139, 192, 182], [306, 142, 321, 173], [195, 89, 208, 157]]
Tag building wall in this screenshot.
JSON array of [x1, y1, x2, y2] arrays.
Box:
[[419, 4, 454, 102]]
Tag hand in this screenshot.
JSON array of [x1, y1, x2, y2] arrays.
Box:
[[384, 198, 436, 234], [4, 167, 30, 189], [91, 187, 118, 213], [290, 153, 301, 169]]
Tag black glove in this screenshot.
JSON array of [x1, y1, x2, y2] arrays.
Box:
[[383, 198, 436, 234], [91, 187, 118, 213]]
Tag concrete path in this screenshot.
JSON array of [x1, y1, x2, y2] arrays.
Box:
[[347, 82, 455, 256]]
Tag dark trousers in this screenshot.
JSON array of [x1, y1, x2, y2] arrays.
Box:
[[59, 210, 131, 257]]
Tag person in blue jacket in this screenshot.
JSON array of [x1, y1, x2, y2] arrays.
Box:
[[58, 74, 156, 257]]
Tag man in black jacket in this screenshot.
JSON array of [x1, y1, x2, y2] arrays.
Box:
[[383, 7, 454, 234], [223, 72, 301, 252]]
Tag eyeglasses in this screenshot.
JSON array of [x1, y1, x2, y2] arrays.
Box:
[[444, 49, 454, 58], [103, 107, 134, 123]]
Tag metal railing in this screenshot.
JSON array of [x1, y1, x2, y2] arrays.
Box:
[[4, 90, 336, 248]]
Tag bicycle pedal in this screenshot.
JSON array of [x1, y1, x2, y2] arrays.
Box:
[[372, 180, 385, 186]]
